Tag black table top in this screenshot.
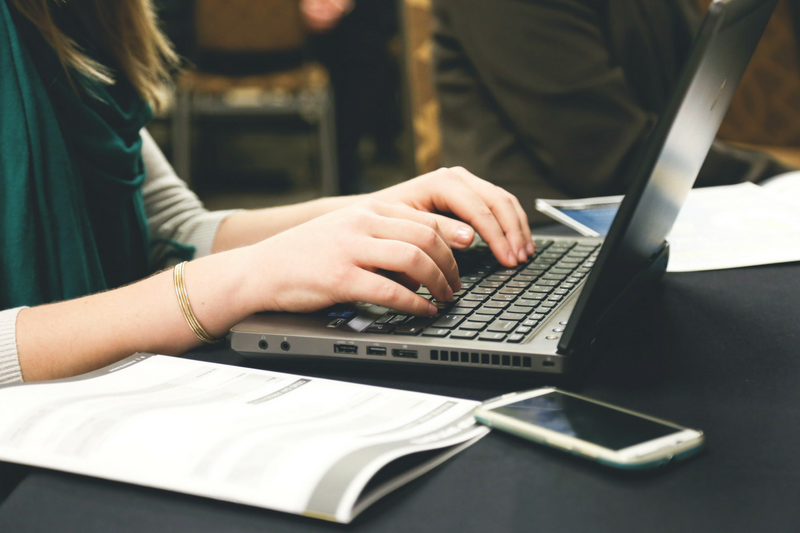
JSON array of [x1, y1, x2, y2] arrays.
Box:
[[2, 263, 799, 532]]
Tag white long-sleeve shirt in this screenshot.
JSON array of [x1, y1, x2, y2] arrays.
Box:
[[0, 129, 240, 384]]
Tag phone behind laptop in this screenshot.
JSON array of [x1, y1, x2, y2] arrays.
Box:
[[475, 388, 704, 469]]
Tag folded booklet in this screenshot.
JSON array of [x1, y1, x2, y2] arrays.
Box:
[[536, 171, 800, 272], [0, 355, 488, 523]]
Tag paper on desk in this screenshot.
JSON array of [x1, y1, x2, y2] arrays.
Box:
[[0, 355, 487, 523], [666, 181, 800, 272], [537, 175, 800, 272]]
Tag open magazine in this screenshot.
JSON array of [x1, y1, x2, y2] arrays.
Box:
[[0, 354, 488, 523], [536, 171, 800, 272]]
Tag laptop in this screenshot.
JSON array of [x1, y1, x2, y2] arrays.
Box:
[[231, 0, 778, 374]]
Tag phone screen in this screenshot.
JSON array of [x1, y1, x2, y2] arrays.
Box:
[[492, 391, 678, 450]]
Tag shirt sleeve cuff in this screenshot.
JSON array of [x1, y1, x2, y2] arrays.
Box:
[[0, 307, 27, 384]]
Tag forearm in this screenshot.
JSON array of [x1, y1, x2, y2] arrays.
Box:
[[16, 247, 258, 382], [211, 194, 363, 252]]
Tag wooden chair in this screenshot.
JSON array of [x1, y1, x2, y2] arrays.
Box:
[[172, 0, 339, 195], [401, 0, 440, 176], [707, 0, 800, 168]]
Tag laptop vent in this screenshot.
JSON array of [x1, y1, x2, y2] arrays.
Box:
[[430, 350, 531, 368]]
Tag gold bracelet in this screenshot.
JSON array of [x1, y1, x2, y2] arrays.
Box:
[[173, 261, 225, 344]]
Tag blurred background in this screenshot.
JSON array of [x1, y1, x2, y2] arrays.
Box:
[[148, 0, 800, 214]]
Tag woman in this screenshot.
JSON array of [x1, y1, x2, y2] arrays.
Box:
[[0, 0, 533, 383]]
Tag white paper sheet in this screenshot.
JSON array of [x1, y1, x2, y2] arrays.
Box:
[[0, 355, 487, 523], [666, 181, 800, 272]]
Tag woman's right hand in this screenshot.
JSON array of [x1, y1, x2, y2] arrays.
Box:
[[244, 199, 462, 317]]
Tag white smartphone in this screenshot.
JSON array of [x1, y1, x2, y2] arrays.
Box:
[[475, 388, 704, 469]]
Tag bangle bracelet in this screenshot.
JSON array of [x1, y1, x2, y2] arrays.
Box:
[[173, 261, 225, 344]]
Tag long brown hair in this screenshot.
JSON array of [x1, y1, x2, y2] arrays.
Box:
[[11, 0, 178, 109]]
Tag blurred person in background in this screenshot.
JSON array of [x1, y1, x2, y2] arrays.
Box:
[[0, 0, 532, 384], [433, 0, 792, 223], [303, 0, 403, 194]]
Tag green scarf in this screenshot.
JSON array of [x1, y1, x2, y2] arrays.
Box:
[[0, 0, 152, 309]]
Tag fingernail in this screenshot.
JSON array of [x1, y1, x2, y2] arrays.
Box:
[[527, 242, 535, 255], [454, 226, 474, 245], [428, 303, 439, 315], [507, 251, 517, 266], [517, 248, 527, 262]]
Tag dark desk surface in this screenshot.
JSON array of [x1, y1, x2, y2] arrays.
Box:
[[2, 263, 799, 532]]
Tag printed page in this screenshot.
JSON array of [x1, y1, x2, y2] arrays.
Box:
[[666, 182, 800, 272], [0, 355, 487, 523]]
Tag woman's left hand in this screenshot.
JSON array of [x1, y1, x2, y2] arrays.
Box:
[[369, 167, 534, 267]]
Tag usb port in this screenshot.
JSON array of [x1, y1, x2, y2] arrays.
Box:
[[392, 349, 418, 359], [334, 344, 358, 355], [367, 346, 387, 356]]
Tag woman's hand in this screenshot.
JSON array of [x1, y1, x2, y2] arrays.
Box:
[[300, 0, 354, 33], [246, 199, 462, 316], [369, 167, 534, 267]]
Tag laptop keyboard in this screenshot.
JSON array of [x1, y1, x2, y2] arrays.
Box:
[[364, 239, 600, 343]]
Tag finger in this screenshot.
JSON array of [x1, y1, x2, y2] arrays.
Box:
[[346, 270, 438, 316], [355, 238, 453, 303], [356, 201, 461, 289], [417, 169, 518, 267], [429, 214, 476, 250], [508, 193, 535, 256], [365, 216, 460, 292], [449, 168, 531, 263], [382, 271, 421, 293]]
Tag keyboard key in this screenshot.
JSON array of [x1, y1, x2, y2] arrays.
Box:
[[534, 279, 559, 286], [535, 306, 553, 314], [550, 268, 573, 275], [453, 300, 480, 309], [389, 314, 410, 324], [488, 320, 516, 333], [447, 306, 473, 315], [375, 314, 392, 324], [468, 314, 494, 323], [395, 317, 435, 335], [471, 287, 496, 295], [495, 268, 521, 275], [507, 334, 525, 343], [507, 305, 534, 314], [516, 326, 532, 334], [528, 286, 553, 294], [513, 274, 536, 282], [461, 276, 482, 283], [422, 328, 450, 337], [505, 281, 529, 289], [487, 275, 511, 282], [366, 324, 394, 333], [533, 239, 553, 248], [479, 332, 507, 342], [543, 273, 566, 281], [522, 319, 540, 327], [432, 314, 465, 329], [515, 299, 541, 307], [490, 294, 517, 302], [463, 293, 489, 302], [479, 281, 504, 288], [484, 300, 510, 309], [460, 321, 487, 331], [451, 329, 478, 339], [475, 306, 501, 316], [499, 312, 526, 321], [499, 287, 524, 295]]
